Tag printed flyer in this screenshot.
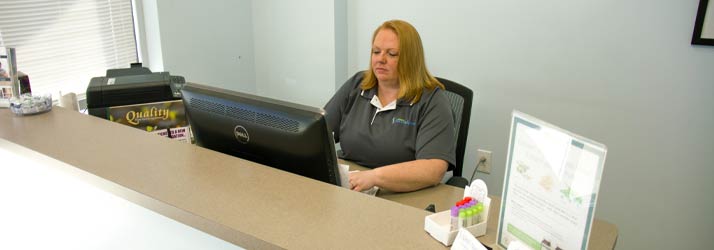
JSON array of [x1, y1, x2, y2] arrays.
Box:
[[108, 100, 191, 143], [497, 111, 606, 250]]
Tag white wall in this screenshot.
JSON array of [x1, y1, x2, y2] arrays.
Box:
[[153, 0, 256, 93], [135, 0, 164, 72], [334, 0, 348, 89], [143, 0, 340, 107], [251, 0, 337, 107], [348, 0, 714, 249]]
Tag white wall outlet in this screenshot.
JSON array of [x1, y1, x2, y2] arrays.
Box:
[[476, 149, 492, 174]]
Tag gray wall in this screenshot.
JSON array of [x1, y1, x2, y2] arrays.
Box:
[[135, 0, 164, 72], [147, 0, 257, 93], [142, 0, 714, 249], [140, 0, 339, 108], [251, 0, 337, 107]]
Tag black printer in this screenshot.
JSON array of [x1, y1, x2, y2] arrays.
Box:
[[86, 63, 185, 119]]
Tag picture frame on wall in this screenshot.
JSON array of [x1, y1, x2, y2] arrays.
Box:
[[692, 0, 714, 45]]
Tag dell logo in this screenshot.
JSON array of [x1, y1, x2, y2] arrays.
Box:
[[234, 125, 250, 144]]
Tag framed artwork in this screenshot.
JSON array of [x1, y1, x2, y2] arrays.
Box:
[[692, 0, 714, 45]]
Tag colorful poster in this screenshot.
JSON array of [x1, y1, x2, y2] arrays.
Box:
[[108, 100, 191, 143], [497, 111, 606, 250]]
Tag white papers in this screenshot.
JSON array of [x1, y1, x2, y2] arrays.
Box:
[[338, 163, 350, 189], [465, 179, 488, 202], [506, 240, 532, 250], [451, 228, 488, 250], [360, 185, 379, 196], [497, 111, 607, 250]]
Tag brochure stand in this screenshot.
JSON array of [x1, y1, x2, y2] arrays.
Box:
[[497, 111, 607, 250]]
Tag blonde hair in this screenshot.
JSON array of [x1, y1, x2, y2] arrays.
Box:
[[361, 20, 443, 104]]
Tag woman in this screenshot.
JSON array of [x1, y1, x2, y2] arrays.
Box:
[[324, 20, 455, 192]]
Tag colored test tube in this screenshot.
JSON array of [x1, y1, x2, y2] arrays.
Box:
[[450, 206, 459, 231], [466, 207, 474, 226], [458, 209, 467, 228], [475, 203, 484, 223]]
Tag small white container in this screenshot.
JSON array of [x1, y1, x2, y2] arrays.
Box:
[[424, 196, 490, 246]]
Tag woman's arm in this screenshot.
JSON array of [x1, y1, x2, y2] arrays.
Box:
[[349, 158, 447, 192], [324, 71, 365, 142]]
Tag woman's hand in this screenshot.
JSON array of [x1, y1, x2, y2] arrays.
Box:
[[349, 170, 377, 192], [348, 159, 447, 192]]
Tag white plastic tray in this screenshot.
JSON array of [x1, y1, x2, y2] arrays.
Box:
[[424, 196, 490, 246]]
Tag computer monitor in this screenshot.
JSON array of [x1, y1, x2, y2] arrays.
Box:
[[180, 82, 341, 186]]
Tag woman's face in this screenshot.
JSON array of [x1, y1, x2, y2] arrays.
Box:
[[371, 29, 399, 86]]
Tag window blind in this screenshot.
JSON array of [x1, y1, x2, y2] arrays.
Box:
[[0, 0, 137, 96]]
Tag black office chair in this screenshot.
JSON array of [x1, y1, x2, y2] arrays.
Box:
[[436, 77, 473, 188]]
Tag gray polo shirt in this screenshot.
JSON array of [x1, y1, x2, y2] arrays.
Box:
[[324, 71, 456, 169]]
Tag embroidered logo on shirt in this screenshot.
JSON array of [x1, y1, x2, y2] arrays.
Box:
[[392, 117, 417, 126]]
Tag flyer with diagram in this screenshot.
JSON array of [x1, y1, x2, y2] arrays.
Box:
[[497, 111, 607, 250]]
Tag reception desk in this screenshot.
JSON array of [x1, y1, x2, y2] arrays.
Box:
[[0, 107, 617, 249]]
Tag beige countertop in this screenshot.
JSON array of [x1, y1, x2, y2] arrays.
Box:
[[0, 107, 617, 249]]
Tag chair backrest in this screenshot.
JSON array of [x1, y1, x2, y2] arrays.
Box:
[[435, 77, 473, 178]]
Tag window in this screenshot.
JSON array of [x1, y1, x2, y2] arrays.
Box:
[[0, 0, 138, 96]]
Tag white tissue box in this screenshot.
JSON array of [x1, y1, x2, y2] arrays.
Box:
[[424, 196, 490, 246]]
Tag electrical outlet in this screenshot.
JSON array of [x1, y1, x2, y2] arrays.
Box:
[[476, 149, 492, 174]]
